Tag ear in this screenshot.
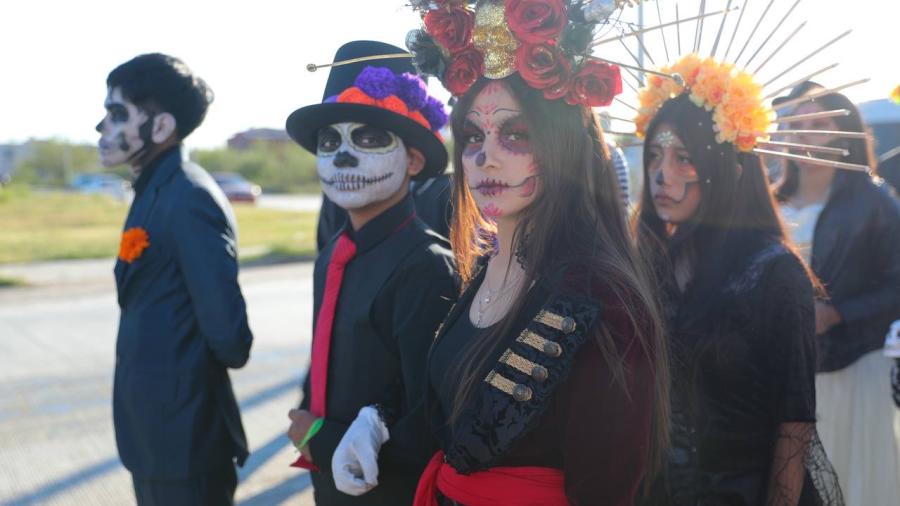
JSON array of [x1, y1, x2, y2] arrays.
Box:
[[406, 147, 426, 178], [151, 112, 178, 144]]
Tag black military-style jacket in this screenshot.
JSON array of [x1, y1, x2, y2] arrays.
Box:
[[426, 264, 603, 472], [419, 261, 656, 504]]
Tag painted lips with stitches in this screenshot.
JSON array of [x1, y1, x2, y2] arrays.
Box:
[[320, 172, 394, 191], [470, 175, 538, 197]]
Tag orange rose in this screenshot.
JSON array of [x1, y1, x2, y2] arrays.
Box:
[[119, 227, 150, 263]]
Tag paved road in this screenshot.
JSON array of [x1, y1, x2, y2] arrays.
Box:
[[0, 261, 318, 505]]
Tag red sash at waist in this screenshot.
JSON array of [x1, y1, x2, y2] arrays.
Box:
[[413, 451, 568, 506]]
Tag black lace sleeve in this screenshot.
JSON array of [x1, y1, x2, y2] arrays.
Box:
[[763, 254, 817, 423], [762, 254, 844, 506]]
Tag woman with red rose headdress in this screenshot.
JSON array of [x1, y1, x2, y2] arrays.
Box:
[[330, 1, 668, 505]]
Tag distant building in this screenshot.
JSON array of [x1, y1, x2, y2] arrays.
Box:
[[227, 128, 292, 150]]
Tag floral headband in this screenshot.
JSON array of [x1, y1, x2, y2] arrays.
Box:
[[635, 54, 772, 152], [610, 0, 873, 174], [406, 0, 642, 107]]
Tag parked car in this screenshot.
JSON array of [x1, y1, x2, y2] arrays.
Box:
[[70, 173, 132, 201], [212, 172, 262, 204]]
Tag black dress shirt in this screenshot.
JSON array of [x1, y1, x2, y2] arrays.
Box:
[[301, 194, 457, 506]]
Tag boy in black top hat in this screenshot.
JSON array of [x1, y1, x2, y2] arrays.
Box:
[[284, 40, 456, 505]]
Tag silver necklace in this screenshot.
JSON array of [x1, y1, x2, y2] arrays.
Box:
[[474, 272, 521, 327], [475, 284, 499, 327]]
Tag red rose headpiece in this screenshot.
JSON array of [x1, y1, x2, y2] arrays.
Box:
[[407, 0, 639, 106]]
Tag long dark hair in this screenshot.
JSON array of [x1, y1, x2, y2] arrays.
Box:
[[773, 91, 878, 202], [449, 74, 670, 476], [635, 94, 799, 323]]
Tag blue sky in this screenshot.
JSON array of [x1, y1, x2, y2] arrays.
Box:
[[1, 0, 896, 149]]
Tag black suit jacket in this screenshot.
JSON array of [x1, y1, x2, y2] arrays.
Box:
[[113, 147, 253, 479], [813, 173, 900, 371]]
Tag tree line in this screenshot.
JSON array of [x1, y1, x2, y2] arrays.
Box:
[[10, 139, 322, 193]]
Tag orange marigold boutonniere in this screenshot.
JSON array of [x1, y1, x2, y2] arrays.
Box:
[[119, 227, 150, 263]]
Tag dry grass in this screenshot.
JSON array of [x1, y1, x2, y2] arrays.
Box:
[[0, 186, 317, 264]]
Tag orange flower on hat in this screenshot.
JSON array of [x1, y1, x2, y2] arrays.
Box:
[[119, 227, 150, 263]]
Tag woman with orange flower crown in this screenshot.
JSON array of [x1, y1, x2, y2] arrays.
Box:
[[327, 1, 669, 505], [628, 2, 849, 504]]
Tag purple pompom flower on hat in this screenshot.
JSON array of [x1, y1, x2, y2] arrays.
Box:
[[396, 73, 429, 111], [421, 96, 448, 132], [354, 66, 398, 99]]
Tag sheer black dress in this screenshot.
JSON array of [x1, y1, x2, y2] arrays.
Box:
[[646, 242, 843, 506]]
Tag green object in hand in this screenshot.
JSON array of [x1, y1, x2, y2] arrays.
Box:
[[295, 417, 324, 450]]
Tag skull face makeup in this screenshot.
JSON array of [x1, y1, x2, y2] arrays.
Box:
[[316, 122, 408, 210], [96, 87, 153, 170], [647, 125, 702, 224], [461, 81, 539, 222]]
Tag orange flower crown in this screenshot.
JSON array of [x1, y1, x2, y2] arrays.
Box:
[[119, 227, 150, 263], [635, 54, 773, 153]]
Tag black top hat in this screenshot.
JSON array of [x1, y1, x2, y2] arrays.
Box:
[[772, 80, 825, 108], [285, 40, 448, 180]]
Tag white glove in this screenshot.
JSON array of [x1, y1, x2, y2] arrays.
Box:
[[332, 405, 390, 496]]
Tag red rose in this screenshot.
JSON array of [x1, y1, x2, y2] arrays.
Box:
[[565, 60, 623, 107], [516, 42, 572, 100], [424, 6, 474, 54], [505, 0, 568, 44], [443, 47, 484, 96]]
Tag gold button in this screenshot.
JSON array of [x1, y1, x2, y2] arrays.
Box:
[[512, 384, 533, 402], [543, 341, 562, 357], [561, 317, 576, 334], [531, 365, 549, 382]]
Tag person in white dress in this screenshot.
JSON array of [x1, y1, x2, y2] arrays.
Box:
[[774, 84, 900, 506]]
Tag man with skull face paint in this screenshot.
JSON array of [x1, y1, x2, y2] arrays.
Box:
[[100, 53, 253, 506], [284, 41, 456, 505]]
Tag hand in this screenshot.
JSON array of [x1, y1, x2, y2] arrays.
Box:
[[288, 409, 318, 462], [814, 301, 842, 336], [332, 406, 390, 496]]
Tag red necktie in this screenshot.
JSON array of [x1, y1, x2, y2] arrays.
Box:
[[292, 234, 356, 471], [309, 233, 357, 417]]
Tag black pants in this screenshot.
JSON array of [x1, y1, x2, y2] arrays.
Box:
[[132, 464, 237, 506]]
